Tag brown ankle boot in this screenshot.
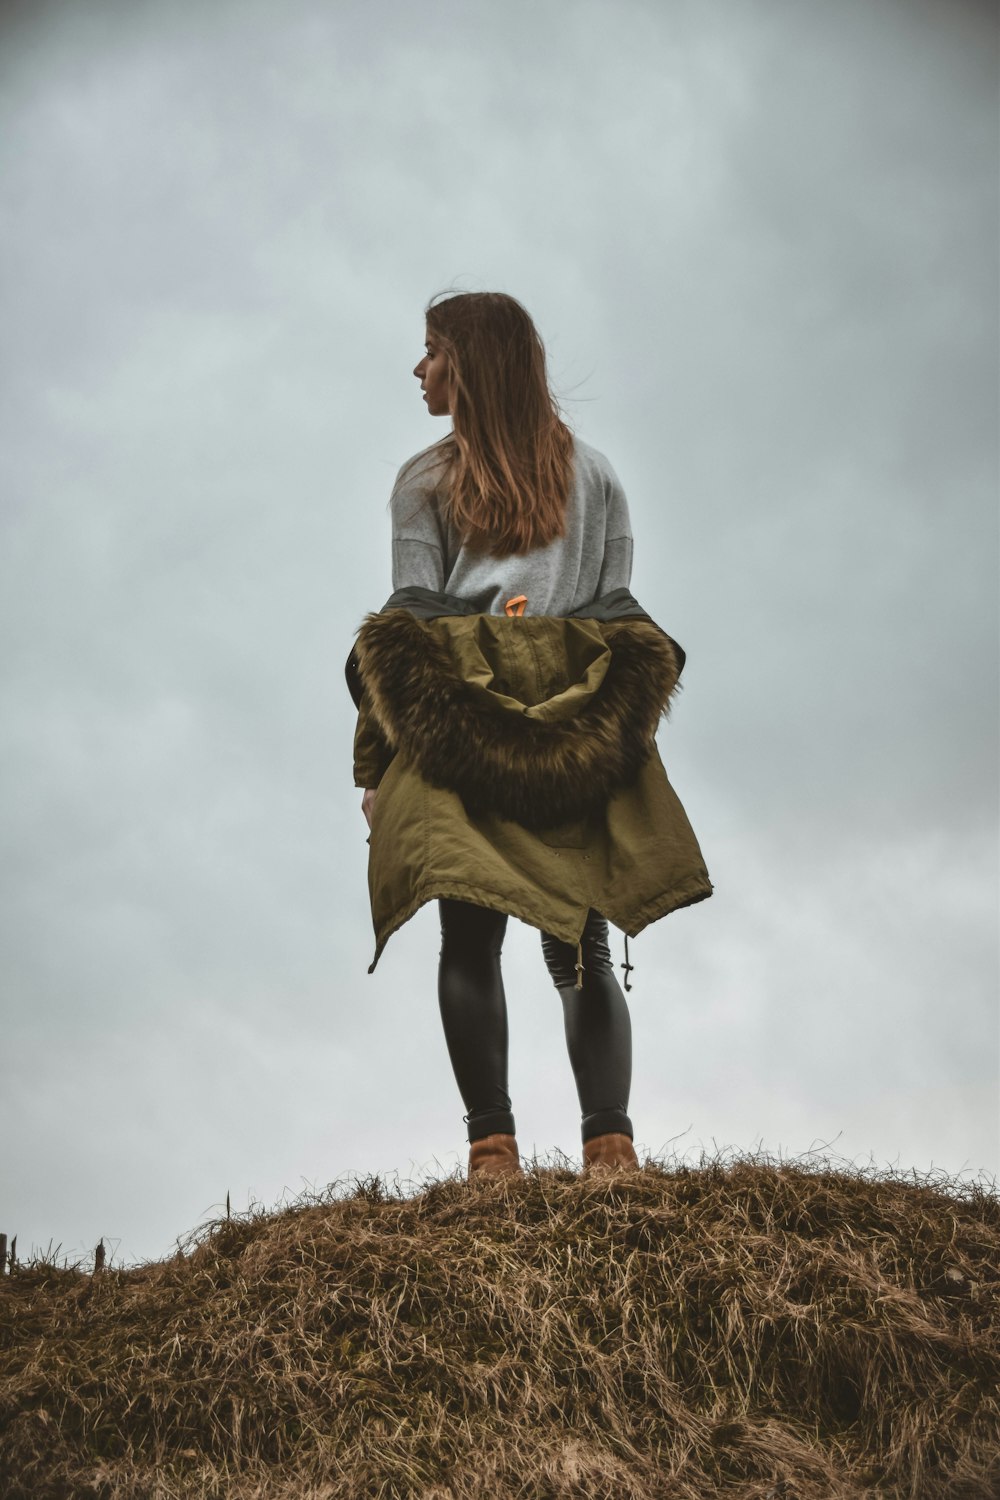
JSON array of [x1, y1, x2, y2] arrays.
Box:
[[468, 1133, 523, 1179], [583, 1132, 640, 1175]]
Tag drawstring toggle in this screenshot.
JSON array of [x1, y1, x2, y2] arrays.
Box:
[[621, 934, 634, 992]]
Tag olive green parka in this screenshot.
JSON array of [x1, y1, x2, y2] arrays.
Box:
[[346, 585, 712, 979]]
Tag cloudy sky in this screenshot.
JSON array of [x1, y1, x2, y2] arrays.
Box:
[[2, 0, 996, 1268]]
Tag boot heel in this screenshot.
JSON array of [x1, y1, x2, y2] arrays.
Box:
[[583, 1132, 639, 1175], [468, 1133, 523, 1179]]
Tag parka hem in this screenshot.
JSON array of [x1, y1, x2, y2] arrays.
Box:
[[368, 880, 583, 975], [613, 877, 714, 940], [367, 874, 713, 976]]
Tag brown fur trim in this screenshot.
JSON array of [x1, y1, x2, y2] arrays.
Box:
[[352, 611, 683, 829]]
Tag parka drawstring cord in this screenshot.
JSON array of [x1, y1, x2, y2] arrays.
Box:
[[621, 934, 634, 993], [575, 940, 584, 990]]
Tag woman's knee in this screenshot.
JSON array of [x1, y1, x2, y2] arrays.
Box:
[[439, 898, 508, 958], [540, 911, 614, 989]]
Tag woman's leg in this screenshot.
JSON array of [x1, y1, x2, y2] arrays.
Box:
[[438, 898, 516, 1143], [540, 911, 634, 1145]]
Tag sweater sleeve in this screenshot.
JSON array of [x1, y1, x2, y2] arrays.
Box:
[[390, 463, 446, 592], [596, 460, 634, 593]]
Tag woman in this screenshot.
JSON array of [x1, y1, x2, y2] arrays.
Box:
[[346, 291, 711, 1182]]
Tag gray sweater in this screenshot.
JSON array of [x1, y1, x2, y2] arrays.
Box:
[[389, 434, 633, 616]]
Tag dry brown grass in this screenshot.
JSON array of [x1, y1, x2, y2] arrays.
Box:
[[1, 1152, 997, 1500]]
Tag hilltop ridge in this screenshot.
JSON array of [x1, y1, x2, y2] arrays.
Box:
[[1, 1153, 998, 1499]]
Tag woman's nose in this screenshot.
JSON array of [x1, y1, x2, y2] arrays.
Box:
[[413, 359, 425, 378]]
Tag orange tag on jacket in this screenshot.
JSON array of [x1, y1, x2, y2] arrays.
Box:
[[504, 595, 527, 617]]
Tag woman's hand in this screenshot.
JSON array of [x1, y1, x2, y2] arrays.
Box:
[[362, 788, 377, 829]]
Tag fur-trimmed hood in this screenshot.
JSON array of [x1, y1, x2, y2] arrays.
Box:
[[349, 590, 685, 831]]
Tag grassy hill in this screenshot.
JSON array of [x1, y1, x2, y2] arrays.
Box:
[[1, 1153, 998, 1499]]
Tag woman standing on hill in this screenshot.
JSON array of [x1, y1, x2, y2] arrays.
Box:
[[346, 291, 711, 1181]]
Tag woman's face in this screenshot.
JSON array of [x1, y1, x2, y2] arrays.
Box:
[[413, 327, 452, 417]]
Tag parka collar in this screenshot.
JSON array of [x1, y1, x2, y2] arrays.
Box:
[[345, 587, 684, 709]]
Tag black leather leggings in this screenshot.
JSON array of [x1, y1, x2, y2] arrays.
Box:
[[437, 898, 633, 1147]]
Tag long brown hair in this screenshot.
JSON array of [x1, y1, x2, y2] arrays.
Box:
[[418, 291, 574, 558]]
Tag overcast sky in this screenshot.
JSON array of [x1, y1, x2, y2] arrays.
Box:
[[2, 0, 997, 1269]]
